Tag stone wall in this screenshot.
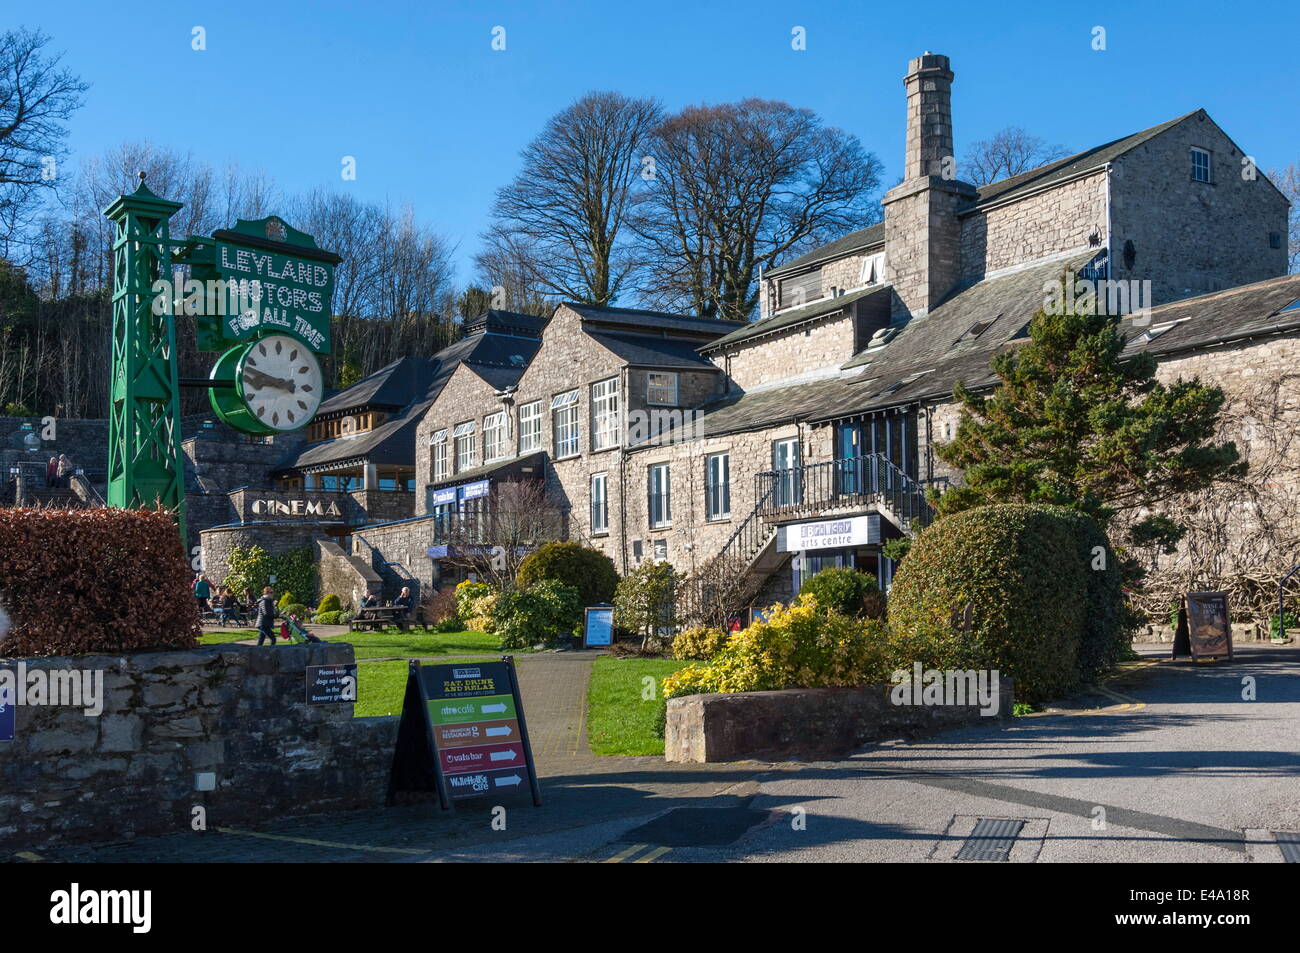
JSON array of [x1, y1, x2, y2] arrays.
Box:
[[714, 314, 858, 391], [317, 539, 382, 609], [0, 642, 398, 851], [665, 677, 1014, 762], [1109, 112, 1289, 304], [200, 522, 333, 597], [959, 172, 1107, 284]]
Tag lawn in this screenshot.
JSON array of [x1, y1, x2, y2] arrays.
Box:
[[586, 656, 693, 756], [354, 657, 486, 717], [198, 629, 260, 645], [197, 627, 501, 658]]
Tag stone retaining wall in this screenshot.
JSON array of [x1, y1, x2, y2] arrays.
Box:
[[0, 643, 398, 851], [665, 679, 1014, 763]]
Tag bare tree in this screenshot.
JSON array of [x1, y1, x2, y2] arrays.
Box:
[[632, 99, 883, 321], [1271, 162, 1300, 273], [962, 126, 1070, 186], [0, 28, 87, 260], [478, 91, 662, 306], [438, 478, 567, 590]]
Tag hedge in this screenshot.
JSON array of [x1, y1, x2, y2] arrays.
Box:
[[887, 503, 1126, 703], [0, 507, 200, 656], [799, 567, 880, 617], [517, 542, 618, 607]]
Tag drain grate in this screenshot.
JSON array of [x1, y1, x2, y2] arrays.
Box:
[[1276, 832, 1300, 863], [956, 818, 1025, 862], [621, 807, 769, 847]]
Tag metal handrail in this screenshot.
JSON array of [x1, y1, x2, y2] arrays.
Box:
[[754, 452, 941, 528]]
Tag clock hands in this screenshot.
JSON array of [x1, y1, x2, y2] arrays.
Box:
[[243, 366, 296, 394]]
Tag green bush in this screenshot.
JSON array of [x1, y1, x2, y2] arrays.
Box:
[[1269, 611, 1299, 639], [887, 503, 1127, 703], [318, 593, 342, 614], [282, 603, 311, 621], [277, 591, 296, 610], [671, 625, 731, 661], [517, 542, 619, 606], [314, 610, 343, 625], [455, 580, 493, 618], [433, 617, 462, 633], [226, 545, 316, 606], [613, 561, 678, 648], [799, 567, 879, 617], [493, 579, 581, 650]]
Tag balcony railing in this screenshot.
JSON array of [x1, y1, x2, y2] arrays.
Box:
[[755, 453, 945, 529]]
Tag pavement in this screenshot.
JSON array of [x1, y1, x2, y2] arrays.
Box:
[[29, 641, 1300, 863]]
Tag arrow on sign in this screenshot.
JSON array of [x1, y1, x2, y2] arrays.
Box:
[[494, 774, 523, 787], [482, 703, 508, 714], [485, 726, 512, 737], [489, 749, 517, 762]]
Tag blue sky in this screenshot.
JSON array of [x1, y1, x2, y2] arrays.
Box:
[[21, 0, 1300, 282]]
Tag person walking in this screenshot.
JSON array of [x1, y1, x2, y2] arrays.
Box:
[[56, 454, 71, 488], [255, 586, 279, 646], [45, 456, 57, 488]]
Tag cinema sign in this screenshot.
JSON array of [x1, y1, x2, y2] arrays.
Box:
[[250, 498, 343, 518]]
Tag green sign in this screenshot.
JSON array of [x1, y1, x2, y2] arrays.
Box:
[[185, 216, 340, 355], [427, 693, 518, 725]]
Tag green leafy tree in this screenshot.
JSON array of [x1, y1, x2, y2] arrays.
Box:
[[517, 541, 618, 606], [934, 272, 1245, 569]]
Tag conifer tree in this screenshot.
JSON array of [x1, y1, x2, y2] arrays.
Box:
[[934, 273, 1245, 562]]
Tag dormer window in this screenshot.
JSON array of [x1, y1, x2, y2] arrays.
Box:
[[955, 318, 995, 345], [859, 252, 885, 287], [1191, 147, 1212, 183]]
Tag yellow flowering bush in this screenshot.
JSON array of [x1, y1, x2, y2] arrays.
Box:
[[670, 625, 731, 661], [455, 580, 498, 635], [661, 595, 893, 699]]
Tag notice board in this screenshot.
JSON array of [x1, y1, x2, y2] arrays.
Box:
[[1172, 591, 1233, 661], [388, 657, 541, 810]]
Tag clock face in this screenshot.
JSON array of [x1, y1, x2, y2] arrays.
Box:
[[238, 334, 323, 431]]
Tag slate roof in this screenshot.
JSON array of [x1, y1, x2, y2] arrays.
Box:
[[766, 223, 885, 279], [317, 355, 435, 415], [586, 329, 719, 368], [562, 302, 743, 339], [635, 260, 1300, 445], [702, 284, 889, 352], [274, 325, 542, 475], [426, 451, 548, 491]]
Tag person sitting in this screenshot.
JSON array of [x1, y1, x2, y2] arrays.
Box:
[[214, 589, 240, 627]]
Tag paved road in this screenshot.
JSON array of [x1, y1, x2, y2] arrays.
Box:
[[525, 642, 1300, 863]]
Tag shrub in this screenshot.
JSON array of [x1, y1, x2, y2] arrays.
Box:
[[493, 580, 581, 650], [0, 507, 200, 656], [887, 503, 1127, 703], [317, 593, 342, 614], [277, 591, 296, 610], [662, 596, 892, 699], [455, 580, 493, 618], [423, 586, 460, 628], [314, 610, 343, 625], [671, 625, 730, 661], [799, 567, 879, 617], [517, 542, 619, 606], [282, 603, 311, 621], [613, 561, 678, 650], [433, 617, 462, 633], [339, 610, 356, 625]]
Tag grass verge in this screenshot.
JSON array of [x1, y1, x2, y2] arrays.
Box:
[[586, 656, 692, 756]]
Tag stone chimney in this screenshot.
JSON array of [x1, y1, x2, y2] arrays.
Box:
[[882, 52, 977, 321]]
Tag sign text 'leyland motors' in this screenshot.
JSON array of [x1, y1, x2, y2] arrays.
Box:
[[215, 240, 332, 351]]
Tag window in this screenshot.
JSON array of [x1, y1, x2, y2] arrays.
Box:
[[647, 372, 678, 406], [590, 472, 608, 534], [483, 412, 508, 463], [648, 463, 672, 528], [1191, 147, 1212, 183], [551, 390, 580, 457], [705, 452, 730, 520], [771, 438, 802, 506], [590, 377, 620, 451], [453, 421, 477, 472], [859, 252, 885, 287], [518, 400, 542, 453], [431, 430, 448, 481]]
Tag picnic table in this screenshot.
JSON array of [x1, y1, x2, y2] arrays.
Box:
[[349, 604, 413, 632]]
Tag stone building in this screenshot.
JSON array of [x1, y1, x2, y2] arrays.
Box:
[[357, 49, 1296, 625]]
